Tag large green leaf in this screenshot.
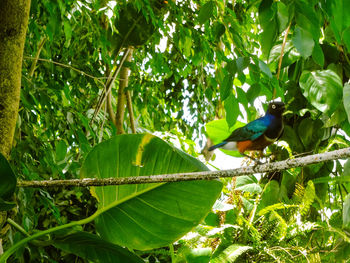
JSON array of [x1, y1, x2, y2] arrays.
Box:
[[80, 134, 222, 250], [299, 70, 343, 115], [52, 231, 143, 263], [0, 153, 16, 200]]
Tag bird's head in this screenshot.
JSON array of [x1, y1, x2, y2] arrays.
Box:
[[267, 101, 285, 116]]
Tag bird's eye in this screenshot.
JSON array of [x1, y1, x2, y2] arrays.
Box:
[[272, 104, 276, 109]]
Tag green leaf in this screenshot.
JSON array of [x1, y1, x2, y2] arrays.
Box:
[[312, 42, 324, 67], [206, 119, 236, 145], [276, 1, 289, 33], [52, 231, 143, 263], [292, 26, 314, 59], [212, 244, 252, 263], [63, 21, 72, 44], [343, 194, 350, 229], [258, 0, 278, 58], [246, 83, 261, 104], [328, 0, 350, 42], [198, 1, 215, 24], [344, 83, 350, 124], [224, 94, 239, 128], [342, 27, 350, 52], [0, 199, 16, 211], [220, 74, 233, 101], [295, 1, 320, 40], [299, 70, 343, 115], [204, 212, 220, 227], [185, 248, 212, 263], [206, 119, 245, 157], [260, 22, 278, 59], [344, 159, 350, 176], [235, 176, 262, 193], [258, 60, 272, 78], [297, 118, 323, 151], [80, 134, 222, 250], [236, 57, 250, 72], [257, 180, 280, 211], [0, 153, 16, 200], [55, 140, 67, 162]]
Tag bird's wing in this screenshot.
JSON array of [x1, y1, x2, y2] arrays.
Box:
[[225, 117, 269, 142]]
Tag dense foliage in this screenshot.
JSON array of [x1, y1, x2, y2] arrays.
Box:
[[1, 0, 350, 262]]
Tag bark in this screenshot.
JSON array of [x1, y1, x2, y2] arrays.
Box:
[[17, 147, 350, 188], [0, 0, 31, 158], [116, 48, 133, 134]]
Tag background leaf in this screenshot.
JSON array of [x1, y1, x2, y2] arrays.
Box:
[[342, 194, 350, 230], [292, 26, 314, 58], [0, 152, 16, 200], [344, 83, 350, 123], [299, 70, 343, 115], [198, 1, 215, 24]]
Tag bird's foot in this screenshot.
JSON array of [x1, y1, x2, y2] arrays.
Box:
[[241, 153, 263, 165]]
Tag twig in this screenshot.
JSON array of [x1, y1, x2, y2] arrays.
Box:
[[23, 56, 105, 86], [16, 147, 350, 188], [28, 37, 47, 77], [275, 22, 291, 98]]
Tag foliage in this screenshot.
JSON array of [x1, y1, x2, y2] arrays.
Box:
[[0, 0, 350, 262]]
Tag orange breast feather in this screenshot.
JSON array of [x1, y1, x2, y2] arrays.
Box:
[[236, 140, 253, 153]]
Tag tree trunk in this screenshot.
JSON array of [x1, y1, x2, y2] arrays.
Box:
[[116, 48, 133, 134], [0, 0, 31, 158]]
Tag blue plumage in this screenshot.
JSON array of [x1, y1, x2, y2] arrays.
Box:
[[209, 102, 285, 154]]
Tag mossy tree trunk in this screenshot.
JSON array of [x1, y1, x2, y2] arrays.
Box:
[[0, 0, 31, 158]]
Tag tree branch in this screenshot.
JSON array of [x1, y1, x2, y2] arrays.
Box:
[[17, 147, 350, 188]]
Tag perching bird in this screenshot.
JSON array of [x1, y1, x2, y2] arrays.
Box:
[[209, 101, 285, 160]]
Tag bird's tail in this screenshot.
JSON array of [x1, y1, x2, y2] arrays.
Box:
[[209, 142, 227, 151]]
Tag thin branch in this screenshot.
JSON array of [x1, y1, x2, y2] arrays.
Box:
[[23, 56, 105, 86], [276, 22, 291, 79], [16, 147, 350, 188], [126, 90, 136, 133], [28, 37, 47, 77], [275, 21, 291, 97]]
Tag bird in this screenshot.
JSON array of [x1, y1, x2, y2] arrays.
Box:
[[209, 101, 285, 161]]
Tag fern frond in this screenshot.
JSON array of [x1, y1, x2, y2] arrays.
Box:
[[258, 203, 299, 217], [300, 181, 316, 216], [293, 183, 305, 202]]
